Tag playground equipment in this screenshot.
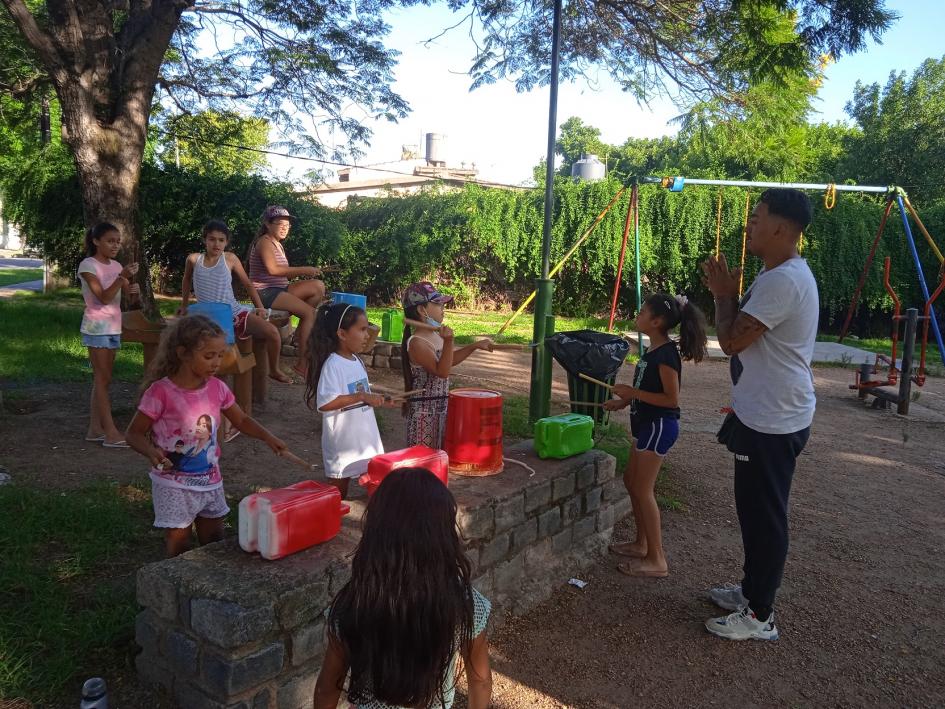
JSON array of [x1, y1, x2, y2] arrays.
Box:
[[523, 174, 945, 423], [849, 257, 945, 414]]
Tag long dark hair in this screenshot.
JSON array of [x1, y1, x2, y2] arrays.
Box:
[[328, 468, 475, 707], [140, 315, 225, 393], [304, 301, 367, 409], [643, 292, 708, 362], [84, 222, 119, 256], [400, 303, 422, 405]]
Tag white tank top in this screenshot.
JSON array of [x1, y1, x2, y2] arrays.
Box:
[[193, 254, 247, 316]]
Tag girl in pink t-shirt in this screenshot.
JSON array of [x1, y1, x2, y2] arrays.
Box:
[[126, 315, 288, 557], [77, 223, 139, 447]]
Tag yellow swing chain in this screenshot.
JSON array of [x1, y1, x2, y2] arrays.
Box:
[[824, 183, 837, 210], [715, 190, 723, 257]]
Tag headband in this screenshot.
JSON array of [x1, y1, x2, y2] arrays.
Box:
[[337, 304, 353, 330]]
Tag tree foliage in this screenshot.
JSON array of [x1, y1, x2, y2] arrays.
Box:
[[154, 111, 270, 176]]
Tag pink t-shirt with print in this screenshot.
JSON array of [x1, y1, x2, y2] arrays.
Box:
[[138, 376, 235, 490], [77, 256, 124, 336]]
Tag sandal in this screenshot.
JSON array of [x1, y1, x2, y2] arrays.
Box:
[[84, 435, 105, 442], [102, 440, 130, 449]]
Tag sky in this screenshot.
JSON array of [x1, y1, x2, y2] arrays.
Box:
[[273, 0, 945, 186]]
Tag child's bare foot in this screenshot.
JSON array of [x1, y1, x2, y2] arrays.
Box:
[[269, 369, 293, 384], [608, 541, 647, 558], [291, 364, 307, 379], [617, 558, 668, 578]]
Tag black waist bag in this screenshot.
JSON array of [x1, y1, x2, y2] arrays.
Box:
[[717, 411, 740, 453]]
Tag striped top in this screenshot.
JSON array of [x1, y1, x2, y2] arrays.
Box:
[[249, 237, 290, 291], [193, 254, 250, 317]]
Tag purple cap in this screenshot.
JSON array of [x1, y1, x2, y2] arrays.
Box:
[[402, 282, 454, 309], [262, 205, 296, 222]]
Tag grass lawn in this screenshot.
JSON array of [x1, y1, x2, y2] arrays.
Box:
[[0, 267, 43, 288], [0, 483, 158, 703]]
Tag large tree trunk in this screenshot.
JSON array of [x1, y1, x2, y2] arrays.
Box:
[[59, 88, 157, 317], [1, 0, 187, 319]]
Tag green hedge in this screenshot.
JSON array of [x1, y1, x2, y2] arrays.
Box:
[[337, 179, 945, 328]]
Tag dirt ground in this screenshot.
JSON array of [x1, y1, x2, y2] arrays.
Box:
[[3, 350, 945, 707]]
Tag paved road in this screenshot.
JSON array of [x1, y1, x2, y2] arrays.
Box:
[[0, 257, 42, 268]]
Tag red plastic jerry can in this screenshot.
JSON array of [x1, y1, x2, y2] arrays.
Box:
[[238, 481, 350, 560], [359, 446, 449, 497]]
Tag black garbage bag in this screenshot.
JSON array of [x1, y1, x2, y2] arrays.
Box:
[[546, 330, 631, 425], [545, 330, 631, 381]]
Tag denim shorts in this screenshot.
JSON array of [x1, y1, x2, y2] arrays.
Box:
[[631, 417, 680, 456], [82, 333, 121, 349], [258, 286, 288, 309]]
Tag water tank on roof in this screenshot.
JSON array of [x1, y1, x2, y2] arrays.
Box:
[[571, 153, 606, 182], [425, 133, 446, 166]]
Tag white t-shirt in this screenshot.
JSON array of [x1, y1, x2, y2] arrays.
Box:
[[316, 353, 384, 478], [732, 258, 819, 435]]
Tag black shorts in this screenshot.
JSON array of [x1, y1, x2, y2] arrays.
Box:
[[258, 286, 288, 309]]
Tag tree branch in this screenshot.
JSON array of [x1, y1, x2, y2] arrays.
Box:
[[0, 0, 64, 77]]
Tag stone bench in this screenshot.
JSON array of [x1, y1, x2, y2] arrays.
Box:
[[135, 440, 629, 708]]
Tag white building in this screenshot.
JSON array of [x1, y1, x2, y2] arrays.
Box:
[[309, 133, 512, 208]]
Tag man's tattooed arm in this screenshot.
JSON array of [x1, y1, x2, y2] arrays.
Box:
[[715, 296, 768, 356]]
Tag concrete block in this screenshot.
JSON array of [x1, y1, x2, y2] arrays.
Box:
[[478, 532, 510, 569], [458, 504, 494, 542], [583, 486, 602, 514], [136, 650, 173, 693], [576, 462, 596, 490], [561, 498, 581, 526], [253, 688, 272, 709], [602, 477, 625, 502], [537, 507, 561, 539], [494, 553, 525, 595], [613, 496, 632, 521], [373, 343, 393, 357], [277, 581, 330, 628], [510, 518, 538, 555], [135, 610, 161, 656], [163, 629, 199, 674], [551, 473, 576, 502], [371, 354, 389, 369], [202, 642, 286, 696], [596, 454, 618, 483], [175, 681, 231, 709], [551, 527, 573, 554], [524, 480, 552, 513], [524, 537, 555, 575], [389, 356, 402, 370], [191, 599, 277, 649], [136, 565, 178, 620], [494, 494, 525, 534], [277, 671, 317, 709], [291, 621, 326, 666], [597, 504, 616, 532], [573, 515, 596, 542]]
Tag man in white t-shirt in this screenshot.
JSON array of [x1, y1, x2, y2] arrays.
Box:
[[701, 189, 819, 641]]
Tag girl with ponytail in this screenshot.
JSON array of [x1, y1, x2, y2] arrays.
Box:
[[603, 293, 708, 579]]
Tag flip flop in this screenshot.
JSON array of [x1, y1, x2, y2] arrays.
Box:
[[224, 429, 241, 443], [617, 561, 668, 578], [608, 542, 646, 558], [84, 435, 105, 442], [102, 440, 130, 449]]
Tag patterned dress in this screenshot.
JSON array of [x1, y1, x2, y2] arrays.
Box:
[[406, 337, 451, 449]]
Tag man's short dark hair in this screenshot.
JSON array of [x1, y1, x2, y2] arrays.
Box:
[[759, 188, 813, 231]]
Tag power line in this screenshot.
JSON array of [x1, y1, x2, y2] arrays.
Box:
[[155, 127, 530, 191]]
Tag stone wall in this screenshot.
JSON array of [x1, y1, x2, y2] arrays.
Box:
[[135, 440, 628, 709]]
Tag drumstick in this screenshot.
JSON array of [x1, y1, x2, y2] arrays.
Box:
[[578, 372, 614, 390], [405, 318, 440, 332], [279, 450, 318, 471]]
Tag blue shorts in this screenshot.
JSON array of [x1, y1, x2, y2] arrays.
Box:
[[82, 333, 121, 349], [631, 417, 679, 456], [258, 286, 288, 309]]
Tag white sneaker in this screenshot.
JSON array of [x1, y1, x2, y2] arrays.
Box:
[[705, 608, 779, 641], [708, 582, 748, 611]]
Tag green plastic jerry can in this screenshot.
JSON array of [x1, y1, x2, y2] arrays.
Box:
[[534, 413, 595, 459], [381, 309, 404, 343]]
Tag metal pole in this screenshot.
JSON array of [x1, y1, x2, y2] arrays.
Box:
[[633, 183, 643, 355], [898, 308, 918, 415], [895, 195, 945, 366], [528, 0, 562, 424], [642, 176, 891, 193]]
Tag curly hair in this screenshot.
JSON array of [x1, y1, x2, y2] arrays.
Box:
[[140, 315, 225, 394]]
